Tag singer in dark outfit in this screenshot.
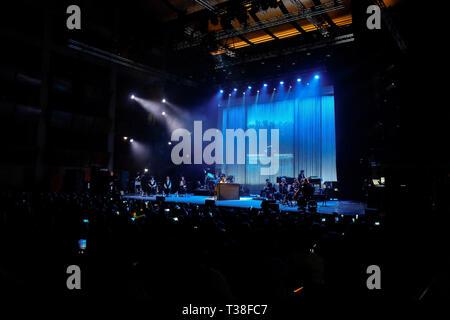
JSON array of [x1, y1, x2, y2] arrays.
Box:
[[148, 176, 158, 195], [298, 169, 306, 182], [276, 177, 289, 200], [179, 176, 187, 195], [163, 176, 172, 196], [261, 179, 275, 199]]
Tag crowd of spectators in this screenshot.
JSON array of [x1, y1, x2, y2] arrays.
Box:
[[0, 191, 388, 303]]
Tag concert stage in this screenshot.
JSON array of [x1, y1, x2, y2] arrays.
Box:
[[122, 194, 366, 216]]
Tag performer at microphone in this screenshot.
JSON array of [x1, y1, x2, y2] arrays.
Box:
[[277, 177, 289, 201], [298, 169, 306, 182], [303, 177, 314, 201], [204, 169, 211, 187], [163, 176, 172, 196], [261, 179, 275, 199], [148, 176, 158, 195], [290, 178, 301, 201], [135, 173, 142, 195], [280, 177, 289, 193], [179, 176, 187, 195]]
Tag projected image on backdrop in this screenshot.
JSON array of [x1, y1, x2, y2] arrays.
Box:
[[217, 75, 337, 192]]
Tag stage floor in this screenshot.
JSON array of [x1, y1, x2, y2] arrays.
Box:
[[122, 194, 366, 216]]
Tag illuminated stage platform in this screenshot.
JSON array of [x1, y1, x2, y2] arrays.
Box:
[[122, 194, 366, 216]]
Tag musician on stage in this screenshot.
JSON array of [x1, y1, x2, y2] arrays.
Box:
[[204, 171, 216, 192], [135, 173, 142, 195], [179, 176, 187, 195], [163, 176, 172, 195], [276, 177, 289, 201], [261, 179, 275, 199], [289, 178, 301, 201], [148, 176, 158, 195], [298, 169, 306, 182], [303, 177, 314, 201], [204, 169, 212, 187]]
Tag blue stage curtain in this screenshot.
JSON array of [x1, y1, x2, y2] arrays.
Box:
[[219, 105, 246, 184], [218, 86, 336, 192]]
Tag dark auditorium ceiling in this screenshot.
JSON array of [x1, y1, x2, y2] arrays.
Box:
[[164, 0, 354, 51], [131, 0, 400, 83], [1, 0, 403, 85], [152, 0, 398, 51]]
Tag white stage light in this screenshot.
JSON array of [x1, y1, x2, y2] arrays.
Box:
[[162, 98, 166, 103]]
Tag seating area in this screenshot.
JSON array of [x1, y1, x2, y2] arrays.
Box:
[[0, 191, 386, 302]]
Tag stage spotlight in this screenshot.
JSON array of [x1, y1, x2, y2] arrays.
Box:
[[314, 74, 320, 79], [229, 93, 231, 96], [144, 168, 148, 173], [123, 136, 128, 141], [248, 86, 252, 90], [243, 92, 246, 95], [130, 94, 135, 100], [130, 138, 134, 143], [280, 81, 284, 85], [161, 98, 166, 103], [219, 89, 224, 93], [297, 78, 302, 82], [233, 88, 237, 92], [257, 90, 260, 93], [273, 88, 276, 91], [162, 111, 166, 116], [263, 83, 268, 87], [168, 141, 172, 145]]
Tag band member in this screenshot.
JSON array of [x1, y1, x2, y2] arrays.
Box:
[[163, 176, 172, 195], [179, 176, 187, 195], [276, 177, 289, 200], [261, 179, 275, 199], [135, 173, 142, 194], [204, 169, 214, 187], [205, 172, 216, 192], [298, 169, 306, 182], [303, 177, 315, 201], [290, 178, 301, 201], [219, 172, 226, 183], [279, 177, 289, 194], [148, 176, 158, 195]]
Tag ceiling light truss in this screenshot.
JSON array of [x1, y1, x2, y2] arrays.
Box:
[[214, 33, 354, 69], [290, 0, 330, 37], [194, 0, 225, 15], [176, 0, 344, 50]]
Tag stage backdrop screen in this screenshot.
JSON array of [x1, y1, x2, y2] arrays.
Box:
[[217, 82, 337, 192]]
